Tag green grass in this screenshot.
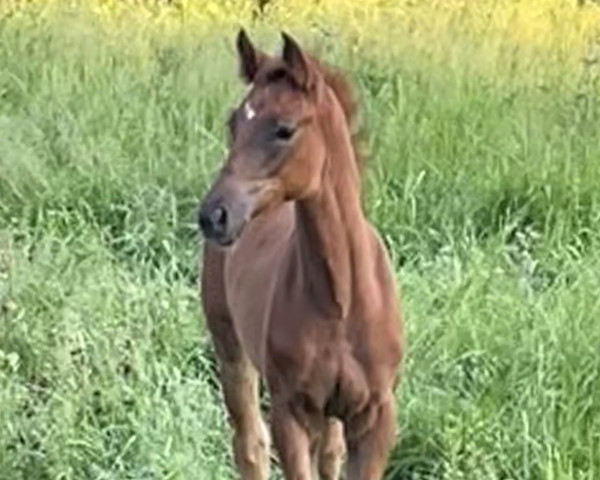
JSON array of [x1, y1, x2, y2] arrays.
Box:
[[1, 5, 600, 480]]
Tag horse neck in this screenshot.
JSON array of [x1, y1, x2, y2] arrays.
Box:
[[294, 93, 372, 319]]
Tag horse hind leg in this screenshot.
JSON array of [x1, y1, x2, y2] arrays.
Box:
[[200, 246, 270, 479], [318, 419, 346, 479]]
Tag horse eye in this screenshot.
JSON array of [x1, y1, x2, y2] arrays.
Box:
[[274, 123, 296, 141]]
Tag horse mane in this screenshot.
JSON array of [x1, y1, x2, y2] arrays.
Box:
[[313, 58, 366, 179]]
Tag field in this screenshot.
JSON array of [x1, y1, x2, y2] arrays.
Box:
[[1, 1, 600, 479]]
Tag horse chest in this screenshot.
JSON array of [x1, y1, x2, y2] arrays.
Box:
[[264, 305, 381, 414]]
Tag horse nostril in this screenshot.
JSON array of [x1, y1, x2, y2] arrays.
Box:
[[210, 206, 228, 231], [199, 202, 234, 244], [199, 204, 228, 238]]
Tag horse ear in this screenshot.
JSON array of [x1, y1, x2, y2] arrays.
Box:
[[236, 28, 265, 84], [281, 32, 313, 91]]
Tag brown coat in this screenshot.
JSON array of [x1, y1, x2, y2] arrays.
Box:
[[198, 30, 404, 479]]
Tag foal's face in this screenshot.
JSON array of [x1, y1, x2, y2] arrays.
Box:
[[199, 30, 327, 247]]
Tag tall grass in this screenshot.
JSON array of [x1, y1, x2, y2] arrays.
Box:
[[0, 1, 599, 479]]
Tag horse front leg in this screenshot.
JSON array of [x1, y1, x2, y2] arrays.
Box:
[[271, 402, 320, 480], [201, 248, 270, 480], [344, 396, 396, 480], [219, 356, 270, 479]]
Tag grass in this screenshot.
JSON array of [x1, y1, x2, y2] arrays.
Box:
[[1, 1, 600, 479]]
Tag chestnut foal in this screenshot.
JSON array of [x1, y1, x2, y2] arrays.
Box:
[[198, 30, 404, 480]]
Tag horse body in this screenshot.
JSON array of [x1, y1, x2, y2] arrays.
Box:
[[199, 30, 404, 480]]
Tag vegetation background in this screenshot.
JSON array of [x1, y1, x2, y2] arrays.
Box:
[[1, 0, 599, 479]]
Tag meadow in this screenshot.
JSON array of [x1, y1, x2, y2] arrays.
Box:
[[1, 1, 600, 479]]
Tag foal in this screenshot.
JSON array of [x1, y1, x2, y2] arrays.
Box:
[[198, 30, 404, 480]]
